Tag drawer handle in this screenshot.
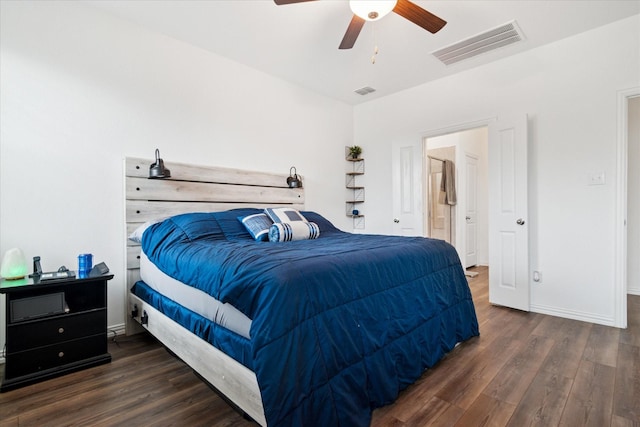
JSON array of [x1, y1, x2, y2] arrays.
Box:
[[58, 351, 65, 358], [58, 327, 65, 334]]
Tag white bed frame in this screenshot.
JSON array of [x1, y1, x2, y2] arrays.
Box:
[[124, 157, 305, 426]]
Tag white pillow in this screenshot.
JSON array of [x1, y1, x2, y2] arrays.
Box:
[[264, 207, 308, 224], [269, 222, 320, 242], [128, 218, 166, 243]]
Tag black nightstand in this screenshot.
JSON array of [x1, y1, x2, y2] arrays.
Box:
[[0, 274, 113, 392]]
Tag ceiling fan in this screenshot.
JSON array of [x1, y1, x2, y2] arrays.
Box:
[[274, 0, 447, 49]]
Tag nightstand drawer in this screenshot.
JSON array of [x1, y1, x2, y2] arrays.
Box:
[[7, 310, 106, 352], [5, 334, 108, 379]]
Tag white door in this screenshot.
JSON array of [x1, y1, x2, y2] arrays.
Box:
[[392, 141, 423, 236], [488, 115, 530, 311], [465, 154, 478, 267]]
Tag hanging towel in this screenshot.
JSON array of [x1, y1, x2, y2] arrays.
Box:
[[440, 160, 457, 205]]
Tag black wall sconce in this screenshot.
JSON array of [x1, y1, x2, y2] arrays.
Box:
[[287, 166, 302, 188], [148, 149, 171, 179]]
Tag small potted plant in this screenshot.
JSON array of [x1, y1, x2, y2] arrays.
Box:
[[348, 145, 362, 159]]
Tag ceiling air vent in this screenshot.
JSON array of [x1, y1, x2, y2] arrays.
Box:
[[432, 20, 525, 66], [354, 86, 376, 96]]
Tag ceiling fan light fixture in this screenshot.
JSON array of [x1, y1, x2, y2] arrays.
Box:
[[349, 0, 397, 22]]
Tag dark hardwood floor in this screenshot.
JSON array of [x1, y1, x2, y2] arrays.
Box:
[[1, 266, 638, 426]]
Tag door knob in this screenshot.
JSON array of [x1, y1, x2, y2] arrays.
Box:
[[466, 216, 471, 220], [393, 218, 400, 223], [516, 218, 525, 225]]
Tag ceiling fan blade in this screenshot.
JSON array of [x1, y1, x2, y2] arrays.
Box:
[[274, 0, 316, 5], [393, 0, 446, 34], [339, 15, 366, 50]]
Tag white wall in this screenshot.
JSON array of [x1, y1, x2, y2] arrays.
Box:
[[0, 1, 353, 351], [355, 15, 640, 326]]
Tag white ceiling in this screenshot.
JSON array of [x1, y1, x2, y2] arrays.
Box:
[[89, 0, 639, 105]]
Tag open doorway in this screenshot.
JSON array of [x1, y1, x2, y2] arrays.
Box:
[[627, 95, 640, 296], [424, 127, 489, 273], [615, 87, 640, 328], [408, 115, 528, 311]]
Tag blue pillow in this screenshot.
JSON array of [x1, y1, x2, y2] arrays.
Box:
[[215, 208, 262, 240], [300, 211, 342, 234], [239, 213, 273, 241]]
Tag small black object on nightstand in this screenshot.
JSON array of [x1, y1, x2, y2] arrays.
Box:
[[89, 262, 109, 277], [29, 256, 43, 278]]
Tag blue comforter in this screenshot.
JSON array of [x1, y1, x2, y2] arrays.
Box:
[[141, 209, 479, 427]]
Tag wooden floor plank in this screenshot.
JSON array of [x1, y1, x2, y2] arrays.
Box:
[[582, 324, 620, 367], [1, 266, 638, 427], [506, 369, 574, 427], [611, 414, 637, 427], [424, 404, 465, 427], [537, 317, 592, 378], [558, 360, 616, 427], [454, 393, 516, 427], [619, 295, 640, 348], [613, 342, 640, 423], [403, 396, 454, 427], [482, 335, 555, 406], [434, 348, 509, 410]]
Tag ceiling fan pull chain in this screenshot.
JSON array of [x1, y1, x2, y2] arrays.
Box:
[[371, 23, 379, 64]]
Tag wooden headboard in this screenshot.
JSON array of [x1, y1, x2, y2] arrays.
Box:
[[124, 157, 304, 334]]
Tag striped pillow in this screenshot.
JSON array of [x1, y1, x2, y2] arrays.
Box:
[[269, 222, 320, 242], [239, 213, 273, 241]]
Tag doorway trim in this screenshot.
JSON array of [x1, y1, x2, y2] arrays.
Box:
[[422, 118, 495, 139], [615, 86, 640, 328], [464, 151, 479, 268]]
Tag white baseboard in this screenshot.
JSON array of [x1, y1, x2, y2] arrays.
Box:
[[107, 322, 127, 337], [530, 303, 616, 327], [628, 287, 640, 296]]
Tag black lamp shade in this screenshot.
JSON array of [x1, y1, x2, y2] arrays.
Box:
[[287, 166, 302, 188], [149, 149, 171, 179]]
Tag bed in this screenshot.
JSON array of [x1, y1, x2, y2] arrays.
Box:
[[124, 157, 479, 427]]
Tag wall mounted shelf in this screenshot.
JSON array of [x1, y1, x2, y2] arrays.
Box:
[[346, 154, 365, 229]]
